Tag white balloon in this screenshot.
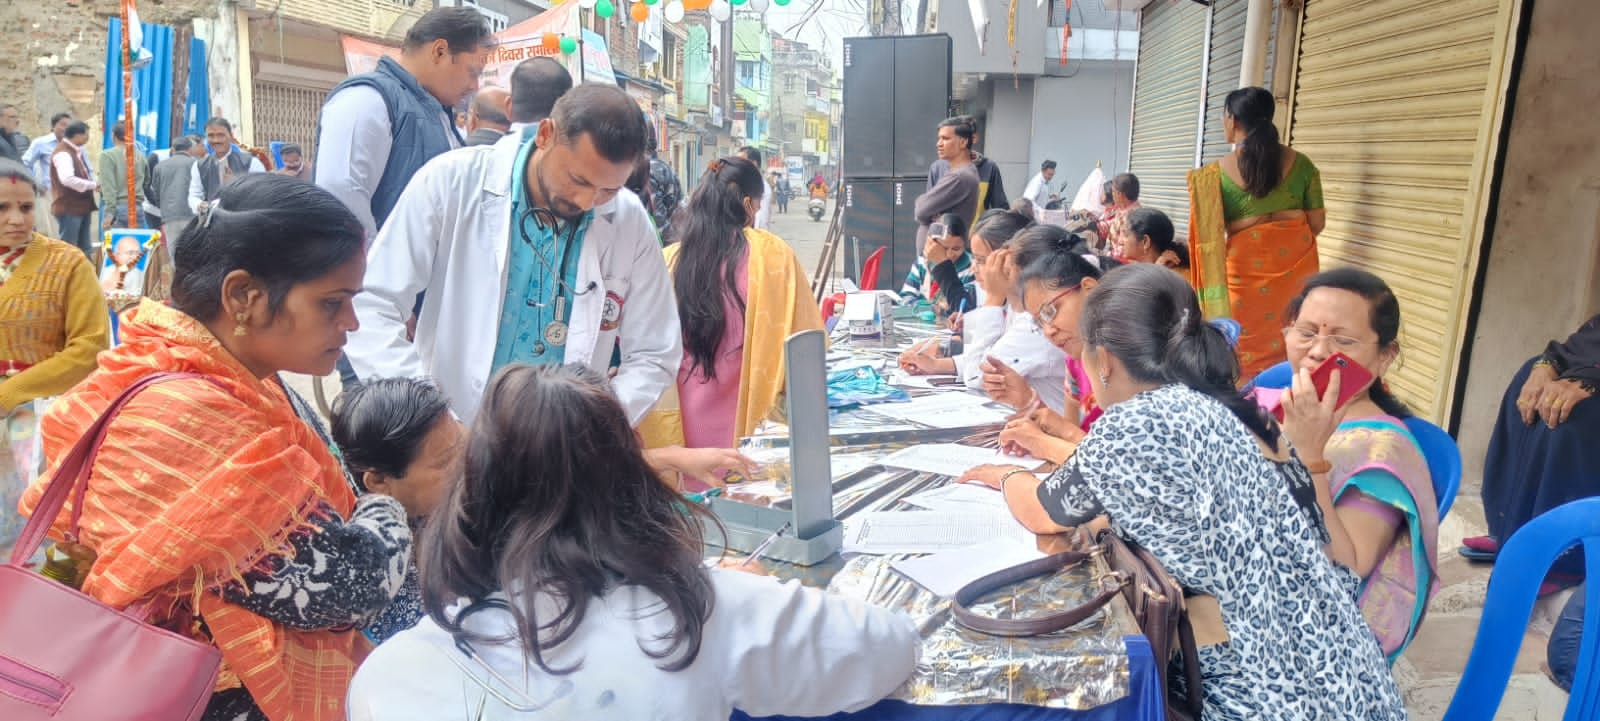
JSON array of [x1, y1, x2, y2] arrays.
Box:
[[580, 0, 598, 7], [664, 0, 684, 22], [710, 0, 731, 22], [751, 0, 769, 9]]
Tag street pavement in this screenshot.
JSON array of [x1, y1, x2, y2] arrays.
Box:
[[283, 197, 1574, 719]]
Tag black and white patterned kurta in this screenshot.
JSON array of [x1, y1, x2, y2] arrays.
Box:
[[1037, 384, 1406, 721]]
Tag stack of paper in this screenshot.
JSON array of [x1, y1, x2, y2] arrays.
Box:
[[901, 483, 1010, 514], [842, 509, 1035, 555], [891, 539, 1047, 598], [878, 443, 1044, 478], [870, 393, 1012, 429]]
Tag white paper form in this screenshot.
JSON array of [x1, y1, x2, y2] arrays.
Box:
[[870, 392, 1012, 429], [878, 443, 1044, 478], [901, 482, 1012, 514], [841, 509, 1036, 555], [891, 539, 1047, 598]]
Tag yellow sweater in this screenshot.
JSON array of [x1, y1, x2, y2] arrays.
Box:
[[0, 234, 110, 412]]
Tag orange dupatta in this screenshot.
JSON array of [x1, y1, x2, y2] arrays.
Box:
[[19, 300, 365, 721]]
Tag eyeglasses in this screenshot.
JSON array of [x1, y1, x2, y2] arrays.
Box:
[[1282, 326, 1371, 350], [1033, 286, 1080, 329]]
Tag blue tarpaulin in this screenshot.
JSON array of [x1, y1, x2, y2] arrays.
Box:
[[185, 37, 210, 138], [104, 18, 174, 152], [105, 19, 208, 152]]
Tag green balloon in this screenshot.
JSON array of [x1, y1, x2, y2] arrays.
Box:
[[644, 0, 660, 5], [773, 0, 790, 5], [595, 0, 615, 18], [731, 0, 747, 5], [560, 36, 579, 54]]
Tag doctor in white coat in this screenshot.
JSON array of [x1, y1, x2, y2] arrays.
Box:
[[348, 84, 681, 424]]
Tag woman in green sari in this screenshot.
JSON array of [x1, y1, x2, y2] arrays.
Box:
[[1188, 86, 1326, 380]]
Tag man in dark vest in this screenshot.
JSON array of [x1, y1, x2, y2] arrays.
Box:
[[315, 6, 491, 242], [48, 121, 97, 256], [315, 6, 491, 388], [187, 117, 264, 215]]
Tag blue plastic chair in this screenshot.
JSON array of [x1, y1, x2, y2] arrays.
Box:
[[1442, 498, 1600, 721], [1251, 360, 1295, 390], [1402, 416, 1462, 518]]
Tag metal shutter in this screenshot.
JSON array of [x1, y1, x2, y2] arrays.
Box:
[[1127, 0, 1209, 238], [1199, 0, 1275, 166], [252, 80, 329, 159], [1287, 0, 1520, 421]]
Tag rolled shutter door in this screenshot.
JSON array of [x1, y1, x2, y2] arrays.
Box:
[[1288, 0, 1519, 420], [1127, 0, 1209, 238], [1199, 0, 1275, 166]]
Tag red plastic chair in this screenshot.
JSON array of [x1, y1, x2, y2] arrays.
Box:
[[859, 246, 887, 291], [821, 246, 889, 319]]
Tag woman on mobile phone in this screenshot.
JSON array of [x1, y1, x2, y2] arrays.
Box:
[[1277, 268, 1438, 663], [898, 211, 976, 311]]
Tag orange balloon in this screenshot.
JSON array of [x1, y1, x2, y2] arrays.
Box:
[[684, 0, 711, 9], [630, 2, 650, 22], [541, 33, 561, 51]]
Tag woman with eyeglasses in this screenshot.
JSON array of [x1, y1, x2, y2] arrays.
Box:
[[1275, 268, 1438, 664], [897, 210, 1072, 412], [962, 264, 1406, 720], [980, 226, 1110, 464]]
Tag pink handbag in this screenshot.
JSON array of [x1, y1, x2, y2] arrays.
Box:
[[0, 373, 223, 720]]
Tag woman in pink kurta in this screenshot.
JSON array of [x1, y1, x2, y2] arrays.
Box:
[[639, 156, 823, 458]]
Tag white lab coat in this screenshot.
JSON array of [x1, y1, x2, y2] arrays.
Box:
[[953, 305, 1068, 414], [347, 140, 682, 425], [347, 569, 919, 721]]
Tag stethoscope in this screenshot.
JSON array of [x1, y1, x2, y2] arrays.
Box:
[[511, 142, 598, 302]]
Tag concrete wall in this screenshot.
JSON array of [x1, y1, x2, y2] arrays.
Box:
[[964, 65, 1130, 208], [980, 78, 1036, 198], [1455, 0, 1600, 485], [1029, 65, 1130, 198], [1, 0, 217, 136], [936, 0, 1048, 76]]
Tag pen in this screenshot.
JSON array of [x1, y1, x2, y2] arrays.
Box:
[[741, 521, 792, 567]]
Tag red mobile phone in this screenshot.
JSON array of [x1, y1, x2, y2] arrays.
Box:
[[1310, 352, 1375, 411]]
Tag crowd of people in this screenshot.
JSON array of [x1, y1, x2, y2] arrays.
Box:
[[1, 4, 1596, 719]]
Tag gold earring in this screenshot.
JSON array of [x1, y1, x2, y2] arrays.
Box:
[[233, 311, 248, 337]]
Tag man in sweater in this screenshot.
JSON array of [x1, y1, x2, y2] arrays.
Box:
[[912, 117, 981, 269], [49, 121, 97, 256], [926, 115, 1007, 216], [154, 135, 204, 249], [97, 121, 149, 230], [188, 117, 265, 213]]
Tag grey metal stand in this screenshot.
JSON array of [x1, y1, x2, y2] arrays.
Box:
[[705, 329, 843, 565]]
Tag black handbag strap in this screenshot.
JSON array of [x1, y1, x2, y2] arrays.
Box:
[[950, 548, 1125, 637]]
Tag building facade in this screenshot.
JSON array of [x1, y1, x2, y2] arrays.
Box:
[[921, 0, 1137, 203]]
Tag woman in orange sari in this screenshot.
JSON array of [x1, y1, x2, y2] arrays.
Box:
[[1188, 86, 1326, 380], [19, 174, 410, 721]]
